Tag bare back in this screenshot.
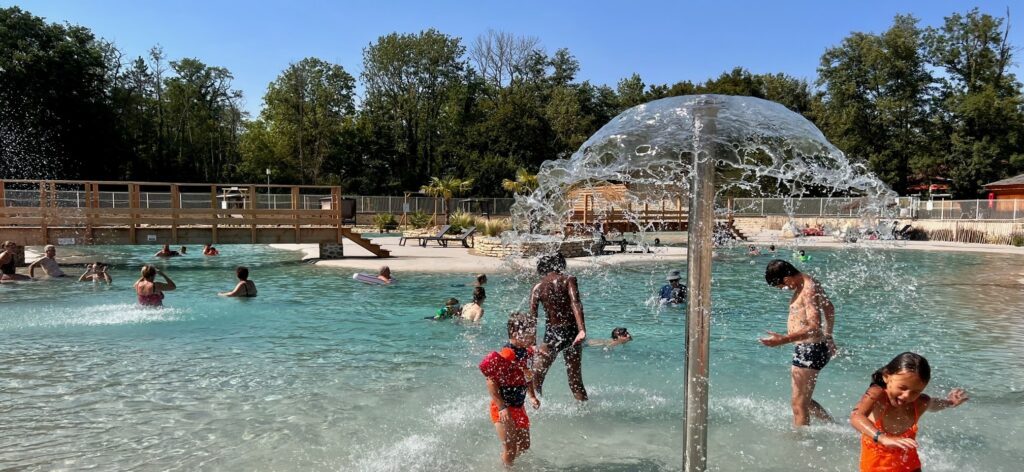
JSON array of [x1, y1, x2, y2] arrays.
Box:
[[786, 274, 833, 344], [530, 272, 582, 328]]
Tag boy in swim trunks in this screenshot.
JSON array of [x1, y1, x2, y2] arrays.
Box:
[[760, 259, 837, 427], [479, 312, 540, 466], [530, 253, 588, 401]]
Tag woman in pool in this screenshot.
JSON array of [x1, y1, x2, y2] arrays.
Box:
[[202, 244, 219, 256], [79, 262, 112, 284], [1, 241, 30, 282], [461, 287, 486, 322], [134, 265, 176, 307], [219, 266, 257, 297], [377, 266, 393, 284]]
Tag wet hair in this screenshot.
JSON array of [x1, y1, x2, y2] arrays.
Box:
[[236, 266, 249, 280], [765, 259, 801, 286], [445, 297, 460, 306], [138, 264, 157, 282], [871, 352, 931, 388], [507, 311, 537, 339], [472, 286, 486, 303], [179, 246, 188, 253], [799, 250, 806, 256], [769, 245, 776, 251], [476, 274, 487, 284], [611, 327, 630, 339], [537, 252, 567, 275], [378, 265, 391, 276], [163, 244, 170, 250]]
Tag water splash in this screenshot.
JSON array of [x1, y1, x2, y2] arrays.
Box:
[[512, 95, 895, 238]]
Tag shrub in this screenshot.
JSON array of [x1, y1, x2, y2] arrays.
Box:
[[448, 211, 476, 234], [409, 210, 432, 229], [373, 213, 398, 232], [1011, 232, 1024, 247], [481, 218, 510, 237]]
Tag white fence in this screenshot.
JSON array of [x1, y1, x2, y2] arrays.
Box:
[[1, 190, 517, 215], [731, 197, 1022, 221]]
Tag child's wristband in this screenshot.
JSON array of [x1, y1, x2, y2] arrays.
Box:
[[872, 430, 883, 443]]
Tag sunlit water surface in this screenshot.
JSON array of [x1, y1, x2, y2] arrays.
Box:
[[1, 244, 1022, 471]]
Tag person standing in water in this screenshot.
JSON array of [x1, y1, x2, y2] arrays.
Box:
[[134, 265, 176, 307], [28, 245, 66, 278], [760, 259, 837, 427], [529, 253, 588, 401], [219, 266, 257, 297], [851, 352, 968, 472]]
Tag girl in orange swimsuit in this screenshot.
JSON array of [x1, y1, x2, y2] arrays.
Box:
[[850, 352, 969, 472]]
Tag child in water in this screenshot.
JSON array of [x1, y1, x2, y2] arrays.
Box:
[[479, 312, 540, 466], [850, 352, 968, 472], [429, 297, 461, 320]]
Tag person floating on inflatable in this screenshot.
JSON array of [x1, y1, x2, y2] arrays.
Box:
[[377, 266, 393, 284], [479, 311, 540, 467]]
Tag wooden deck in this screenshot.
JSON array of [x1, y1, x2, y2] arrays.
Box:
[[0, 179, 389, 257]]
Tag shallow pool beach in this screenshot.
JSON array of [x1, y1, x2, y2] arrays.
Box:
[[1, 245, 1022, 471]]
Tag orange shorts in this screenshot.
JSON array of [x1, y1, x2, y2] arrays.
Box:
[[489, 401, 530, 429]]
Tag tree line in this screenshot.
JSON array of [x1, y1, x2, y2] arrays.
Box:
[[1, 7, 1021, 197]]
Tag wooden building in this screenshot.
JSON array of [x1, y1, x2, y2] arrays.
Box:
[[984, 174, 1024, 199]]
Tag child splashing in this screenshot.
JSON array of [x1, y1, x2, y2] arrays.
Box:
[[850, 352, 968, 472]]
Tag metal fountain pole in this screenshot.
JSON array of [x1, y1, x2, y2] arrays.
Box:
[[684, 98, 719, 472]]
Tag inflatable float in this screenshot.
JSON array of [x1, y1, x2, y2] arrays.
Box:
[[353, 273, 388, 285]]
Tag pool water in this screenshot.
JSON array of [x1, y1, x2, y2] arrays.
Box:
[[1, 245, 1022, 471]]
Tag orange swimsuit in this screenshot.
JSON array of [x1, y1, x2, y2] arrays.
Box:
[[860, 401, 921, 472]]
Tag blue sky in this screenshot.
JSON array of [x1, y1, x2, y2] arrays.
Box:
[[8, 1, 1021, 116]]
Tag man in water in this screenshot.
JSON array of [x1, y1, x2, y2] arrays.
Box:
[[760, 259, 837, 427], [529, 253, 588, 401], [28, 245, 66, 278], [659, 270, 687, 304]]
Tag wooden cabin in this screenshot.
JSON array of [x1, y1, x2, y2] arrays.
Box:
[[566, 181, 688, 232], [984, 174, 1024, 199]]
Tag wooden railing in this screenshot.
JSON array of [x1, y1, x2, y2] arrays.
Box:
[[0, 180, 394, 251]]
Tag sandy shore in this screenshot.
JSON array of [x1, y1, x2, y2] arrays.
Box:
[[270, 239, 687, 273], [269, 232, 1024, 276]]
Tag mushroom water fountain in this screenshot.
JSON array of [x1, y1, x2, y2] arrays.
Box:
[[511, 95, 894, 471]]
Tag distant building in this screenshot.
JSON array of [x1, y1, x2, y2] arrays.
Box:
[[984, 174, 1024, 200]]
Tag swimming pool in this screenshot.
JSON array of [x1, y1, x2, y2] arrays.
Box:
[[1, 245, 1021, 471]]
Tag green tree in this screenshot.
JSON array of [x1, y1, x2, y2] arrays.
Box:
[[256, 57, 356, 184], [924, 8, 1024, 196], [421, 175, 474, 220], [361, 30, 466, 189], [0, 7, 118, 179], [815, 15, 932, 193], [501, 168, 539, 194]]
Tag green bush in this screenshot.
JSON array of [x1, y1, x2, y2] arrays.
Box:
[[373, 213, 398, 232], [409, 210, 432, 229], [448, 211, 476, 234], [1011, 233, 1024, 247], [481, 218, 510, 237]]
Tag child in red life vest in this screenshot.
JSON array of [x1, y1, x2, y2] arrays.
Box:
[[479, 311, 540, 467]]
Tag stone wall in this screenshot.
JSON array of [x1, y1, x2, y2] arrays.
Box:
[[318, 242, 344, 259], [471, 237, 597, 258]]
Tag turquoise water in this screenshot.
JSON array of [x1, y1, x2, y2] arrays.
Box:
[[1, 245, 1022, 471]]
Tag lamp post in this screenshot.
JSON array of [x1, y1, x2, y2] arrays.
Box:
[[265, 168, 272, 209]]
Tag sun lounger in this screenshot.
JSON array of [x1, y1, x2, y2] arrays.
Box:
[[400, 225, 450, 246], [440, 226, 477, 248]]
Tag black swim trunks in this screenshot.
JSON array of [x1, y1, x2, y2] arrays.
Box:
[[792, 342, 830, 370], [543, 324, 580, 353]]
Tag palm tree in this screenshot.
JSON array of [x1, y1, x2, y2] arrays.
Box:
[[501, 168, 539, 194], [421, 176, 474, 222]]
